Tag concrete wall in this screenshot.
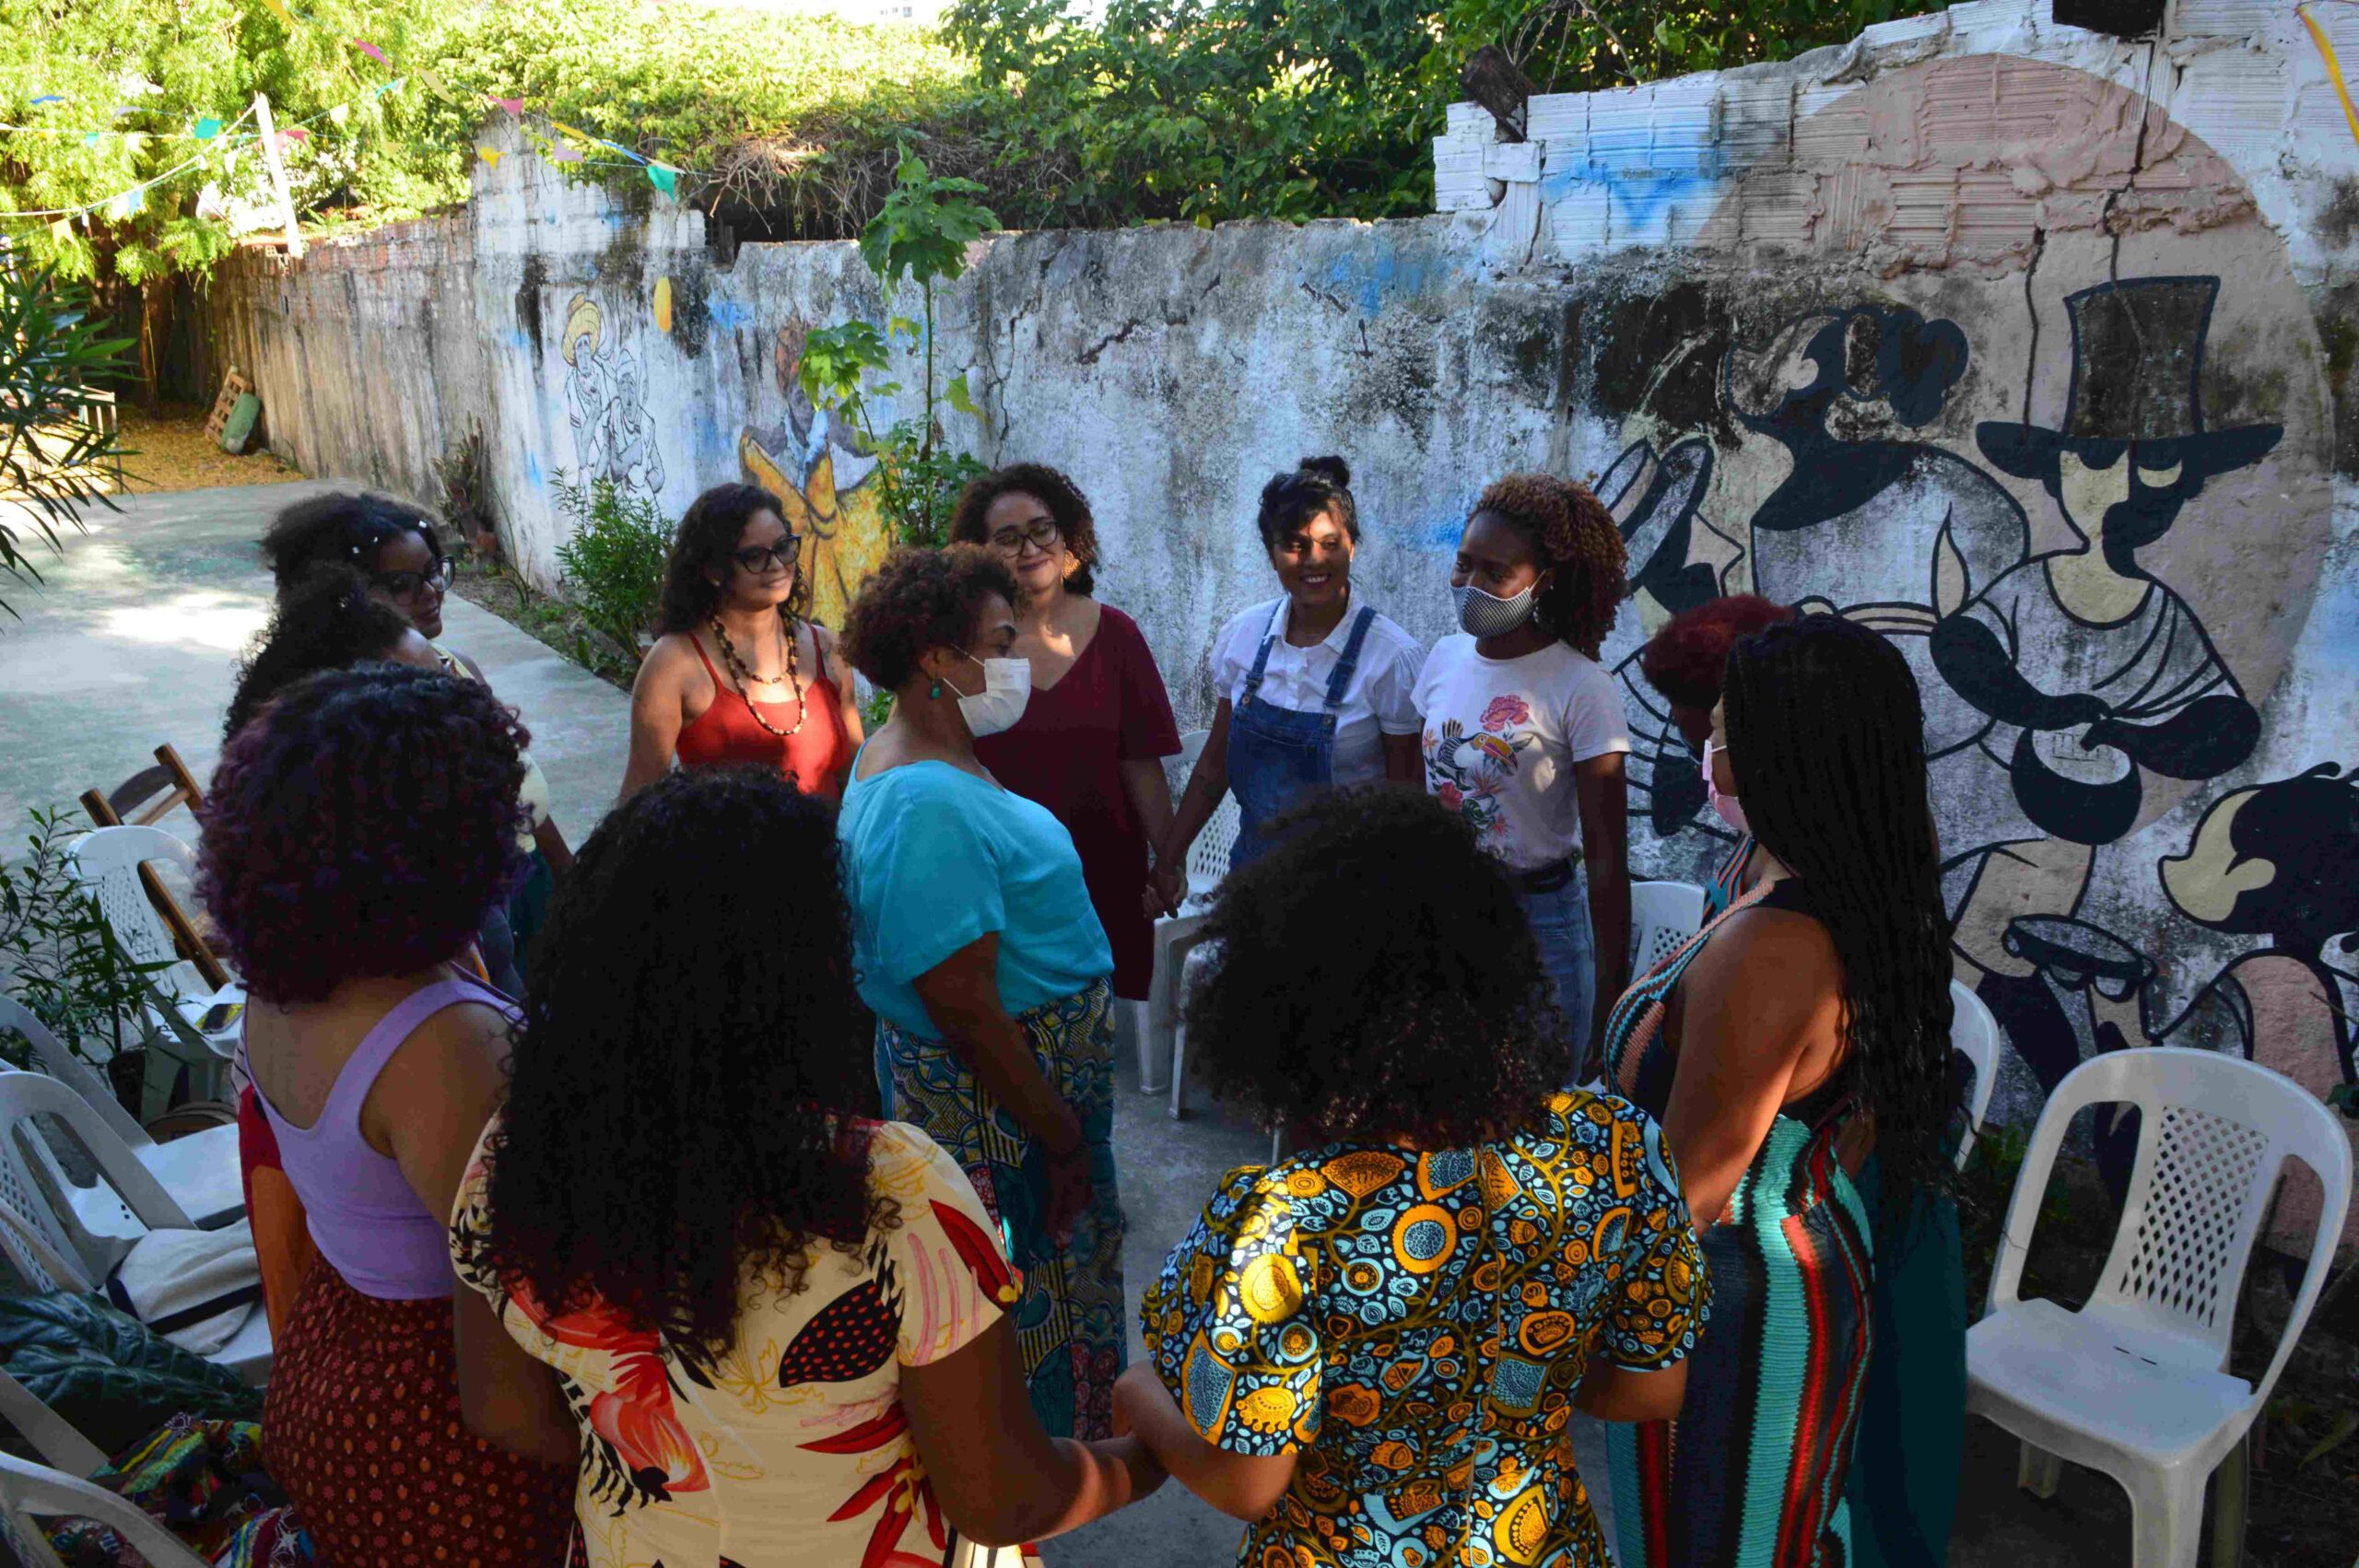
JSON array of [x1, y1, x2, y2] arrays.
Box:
[[201, 0, 2359, 1243]]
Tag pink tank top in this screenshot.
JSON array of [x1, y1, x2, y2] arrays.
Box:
[[242, 977, 517, 1300]]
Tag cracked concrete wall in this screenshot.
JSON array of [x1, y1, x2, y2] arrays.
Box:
[[200, 0, 2358, 1215]]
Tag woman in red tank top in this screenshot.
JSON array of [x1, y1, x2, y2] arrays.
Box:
[[621, 483, 863, 802]]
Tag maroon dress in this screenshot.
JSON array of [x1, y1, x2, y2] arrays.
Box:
[[975, 603, 1181, 1000]]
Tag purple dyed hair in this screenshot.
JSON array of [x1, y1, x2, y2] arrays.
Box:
[[198, 663, 531, 1003]]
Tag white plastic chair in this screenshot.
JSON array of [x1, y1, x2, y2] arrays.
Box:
[[0, 1074, 269, 1387], [0, 1449, 208, 1568], [63, 828, 243, 1100], [1948, 980, 2001, 1172], [0, 999, 242, 1234], [1629, 879, 1706, 978], [1966, 1047, 2353, 1568], [1144, 728, 1240, 1094]]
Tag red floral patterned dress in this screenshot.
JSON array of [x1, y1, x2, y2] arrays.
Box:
[[451, 1118, 1022, 1568]]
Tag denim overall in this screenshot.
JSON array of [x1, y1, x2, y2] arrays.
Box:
[[1227, 602, 1377, 870]]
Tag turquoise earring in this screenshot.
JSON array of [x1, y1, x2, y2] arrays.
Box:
[[930, 680, 942, 699]]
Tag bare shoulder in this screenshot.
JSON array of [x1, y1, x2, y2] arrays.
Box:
[[1682, 903, 1841, 1024], [637, 631, 708, 689]]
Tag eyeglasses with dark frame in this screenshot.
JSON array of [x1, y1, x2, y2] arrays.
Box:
[[985, 519, 1062, 556], [732, 538, 804, 576], [371, 558, 454, 602]]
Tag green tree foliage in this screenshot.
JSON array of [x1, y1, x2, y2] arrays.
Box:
[[945, 0, 1446, 225], [802, 150, 994, 548], [0, 266, 132, 618], [0, 0, 440, 281], [4, 0, 1912, 287]]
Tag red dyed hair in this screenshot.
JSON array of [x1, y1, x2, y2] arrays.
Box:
[[1637, 593, 1796, 711]]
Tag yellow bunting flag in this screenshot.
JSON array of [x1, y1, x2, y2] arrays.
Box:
[[48, 218, 71, 241], [654, 276, 674, 333], [330, 102, 348, 127], [263, 0, 293, 22]]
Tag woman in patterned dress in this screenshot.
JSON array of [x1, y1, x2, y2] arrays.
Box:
[[1117, 787, 1708, 1568], [452, 767, 1163, 1565], [837, 546, 1131, 1441], [1603, 614, 1957, 1568]]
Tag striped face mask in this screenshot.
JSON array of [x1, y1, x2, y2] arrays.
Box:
[[1452, 580, 1538, 638]]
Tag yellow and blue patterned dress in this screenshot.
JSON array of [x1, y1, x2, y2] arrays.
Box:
[[1142, 1091, 1708, 1568]]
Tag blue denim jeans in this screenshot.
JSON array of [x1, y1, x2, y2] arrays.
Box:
[[1518, 869, 1597, 1083]]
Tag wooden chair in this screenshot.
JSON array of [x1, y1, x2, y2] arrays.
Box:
[[77, 748, 228, 994]]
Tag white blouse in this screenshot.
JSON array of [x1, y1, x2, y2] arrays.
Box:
[[1208, 596, 1426, 789]]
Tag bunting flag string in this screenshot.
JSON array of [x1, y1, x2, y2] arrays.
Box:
[[3, 0, 712, 236]]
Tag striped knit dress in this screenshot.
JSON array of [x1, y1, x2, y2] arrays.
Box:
[[1602, 876, 1875, 1568]]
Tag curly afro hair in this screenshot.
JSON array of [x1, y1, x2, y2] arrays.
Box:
[[658, 482, 812, 636], [469, 766, 888, 1364], [260, 490, 443, 590], [1472, 474, 1627, 658], [1255, 455, 1357, 550], [1184, 786, 1568, 1147], [840, 545, 1018, 692], [224, 567, 416, 742], [197, 663, 529, 1003], [947, 463, 1099, 596], [1637, 594, 1796, 714]]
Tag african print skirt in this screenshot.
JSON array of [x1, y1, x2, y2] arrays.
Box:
[[878, 977, 1128, 1440], [262, 1264, 573, 1567]]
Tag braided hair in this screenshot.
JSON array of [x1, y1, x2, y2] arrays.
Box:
[[1471, 474, 1627, 658], [1722, 614, 1954, 1224]]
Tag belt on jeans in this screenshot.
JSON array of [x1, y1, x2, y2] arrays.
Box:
[[1512, 858, 1576, 894]]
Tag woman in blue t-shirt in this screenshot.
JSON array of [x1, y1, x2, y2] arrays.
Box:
[[836, 544, 1127, 1443]]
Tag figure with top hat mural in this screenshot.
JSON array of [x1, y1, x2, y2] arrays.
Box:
[[1930, 275, 2283, 1094]]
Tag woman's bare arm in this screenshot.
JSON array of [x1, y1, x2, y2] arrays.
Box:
[[376, 1006, 576, 1466], [906, 1318, 1162, 1545], [1659, 907, 1844, 1227], [618, 638, 694, 805], [1112, 1363, 1297, 1523], [1575, 752, 1631, 1059]]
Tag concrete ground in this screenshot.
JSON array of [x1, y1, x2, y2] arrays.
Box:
[[0, 483, 2142, 1567], [0, 482, 625, 840]]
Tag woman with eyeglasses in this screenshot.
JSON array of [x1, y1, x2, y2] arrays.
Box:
[[262, 491, 573, 977], [948, 465, 1182, 1053], [620, 482, 864, 802]]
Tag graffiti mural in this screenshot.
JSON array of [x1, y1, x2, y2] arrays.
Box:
[[1584, 54, 2341, 1250], [739, 320, 891, 630], [558, 294, 666, 496]]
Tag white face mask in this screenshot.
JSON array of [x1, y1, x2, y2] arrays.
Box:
[[945, 650, 1032, 738]]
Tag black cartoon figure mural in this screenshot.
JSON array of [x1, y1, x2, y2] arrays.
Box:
[[1935, 278, 2280, 1064], [1598, 436, 1728, 838], [1993, 766, 2359, 1255], [2154, 766, 2359, 1256], [1735, 305, 2033, 764]]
